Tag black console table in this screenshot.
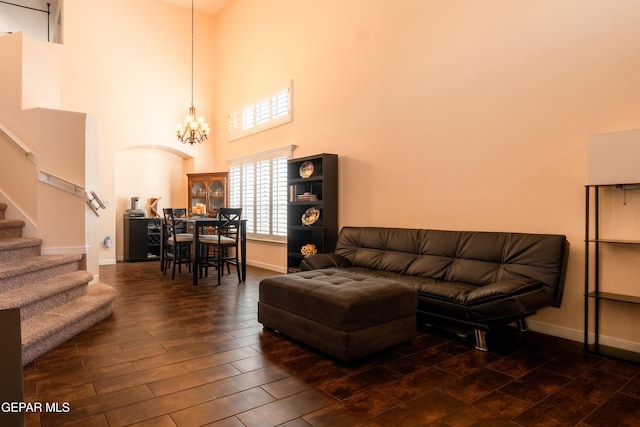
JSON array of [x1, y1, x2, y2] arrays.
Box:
[[123, 217, 162, 261]]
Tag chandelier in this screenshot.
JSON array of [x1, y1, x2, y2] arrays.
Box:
[[176, 0, 209, 144]]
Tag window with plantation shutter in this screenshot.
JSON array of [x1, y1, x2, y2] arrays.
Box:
[[271, 157, 288, 236], [228, 145, 295, 242], [228, 80, 293, 142], [241, 163, 255, 234]]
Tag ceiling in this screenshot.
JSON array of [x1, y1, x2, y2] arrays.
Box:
[[160, 0, 230, 16]]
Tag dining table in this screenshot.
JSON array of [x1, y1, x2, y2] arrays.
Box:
[[168, 216, 247, 286]]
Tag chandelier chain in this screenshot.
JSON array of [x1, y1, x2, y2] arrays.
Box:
[[191, 0, 194, 107], [176, 0, 209, 145]]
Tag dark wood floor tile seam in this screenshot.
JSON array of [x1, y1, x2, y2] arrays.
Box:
[[93, 362, 190, 396], [205, 365, 294, 399], [366, 389, 467, 427], [592, 359, 640, 378], [616, 380, 640, 401], [104, 385, 217, 427], [421, 390, 533, 427], [512, 389, 599, 427], [260, 375, 317, 400], [179, 346, 263, 373], [83, 344, 170, 371], [225, 325, 265, 340], [72, 331, 156, 353], [433, 350, 503, 378], [169, 386, 276, 426], [230, 354, 276, 374], [29, 382, 97, 407], [235, 388, 337, 427], [159, 333, 239, 353], [149, 363, 243, 397], [484, 362, 544, 381], [29, 362, 139, 396], [131, 347, 225, 372], [436, 367, 515, 404], [39, 384, 156, 426], [556, 367, 634, 407], [377, 366, 463, 403], [25, 352, 86, 375], [132, 336, 263, 372], [158, 335, 249, 356]]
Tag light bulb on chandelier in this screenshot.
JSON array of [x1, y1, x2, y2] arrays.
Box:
[[176, 0, 209, 145]]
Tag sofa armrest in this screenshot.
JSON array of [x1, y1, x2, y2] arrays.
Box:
[[300, 253, 351, 271]]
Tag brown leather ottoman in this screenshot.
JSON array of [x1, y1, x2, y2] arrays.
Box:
[[258, 269, 417, 362]]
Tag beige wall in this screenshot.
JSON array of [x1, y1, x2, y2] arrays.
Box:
[[212, 0, 640, 348], [60, 0, 217, 263]]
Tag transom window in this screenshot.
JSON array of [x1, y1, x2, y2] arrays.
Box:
[[228, 80, 293, 142]]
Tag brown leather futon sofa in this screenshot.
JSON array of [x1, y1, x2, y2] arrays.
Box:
[[300, 226, 570, 350]]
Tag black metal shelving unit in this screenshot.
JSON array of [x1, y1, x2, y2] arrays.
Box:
[[584, 184, 640, 363]]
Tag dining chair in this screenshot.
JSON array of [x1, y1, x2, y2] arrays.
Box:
[[199, 207, 242, 285], [162, 208, 193, 280]]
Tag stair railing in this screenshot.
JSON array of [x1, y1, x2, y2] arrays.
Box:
[[0, 121, 36, 163], [37, 169, 84, 197]]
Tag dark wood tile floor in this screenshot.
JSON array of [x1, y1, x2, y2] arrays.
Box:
[[22, 261, 640, 426]]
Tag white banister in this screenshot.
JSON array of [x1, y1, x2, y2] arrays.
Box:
[[0, 121, 36, 163], [38, 170, 85, 198]]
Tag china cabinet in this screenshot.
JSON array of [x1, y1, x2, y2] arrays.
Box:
[[187, 172, 229, 217]]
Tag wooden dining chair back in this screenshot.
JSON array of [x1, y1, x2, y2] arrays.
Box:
[[162, 208, 193, 279], [199, 207, 242, 285]]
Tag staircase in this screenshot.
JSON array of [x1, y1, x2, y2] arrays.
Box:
[[0, 203, 116, 365]]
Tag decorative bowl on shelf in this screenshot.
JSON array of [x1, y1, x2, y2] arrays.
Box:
[[299, 161, 314, 178], [301, 207, 320, 226]]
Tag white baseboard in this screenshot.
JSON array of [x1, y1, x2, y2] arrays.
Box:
[[99, 259, 117, 266], [41, 245, 88, 255], [246, 260, 286, 274], [528, 319, 640, 354]]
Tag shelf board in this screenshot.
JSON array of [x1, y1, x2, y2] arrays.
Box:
[[585, 344, 640, 364], [289, 201, 323, 205], [587, 239, 640, 245], [288, 226, 326, 231], [288, 176, 323, 184], [587, 291, 640, 304]]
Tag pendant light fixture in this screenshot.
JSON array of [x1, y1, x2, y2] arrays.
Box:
[[176, 0, 209, 144]]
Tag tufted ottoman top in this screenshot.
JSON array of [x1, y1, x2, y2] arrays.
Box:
[[259, 269, 417, 332]]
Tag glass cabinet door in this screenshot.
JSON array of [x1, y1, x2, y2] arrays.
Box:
[[190, 179, 207, 215], [208, 178, 226, 217]]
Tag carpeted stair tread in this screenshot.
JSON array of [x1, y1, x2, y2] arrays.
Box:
[[0, 237, 42, 249], [21, 283, 117, 365], [0, 270, 94, 317], [0, 219, 24, 229], [0, 219, 25, 239], [0, 254, 83, 279], [0, 237, 42, 262]]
